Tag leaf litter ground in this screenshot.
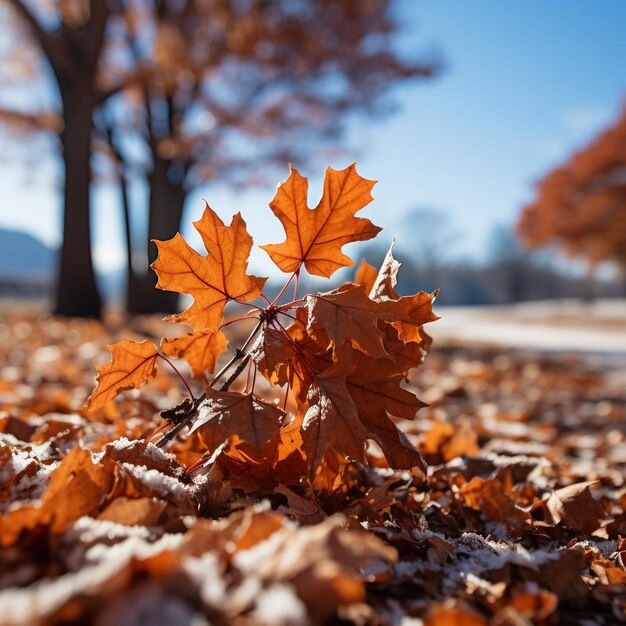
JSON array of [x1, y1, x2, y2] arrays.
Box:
[[1, 311, 625, 626]]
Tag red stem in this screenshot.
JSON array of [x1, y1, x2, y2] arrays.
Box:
[[233, 299, 264, 311], [271, 272, 297, 306], [157, 353, 195, 399], [220, 313, 258, 329]]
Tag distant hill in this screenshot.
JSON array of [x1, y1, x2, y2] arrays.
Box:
[[0, 229, 127, 300], [0, 228, 56, 278]]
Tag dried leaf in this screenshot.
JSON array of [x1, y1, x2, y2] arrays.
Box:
[[261, 164, 380, 277], [307, 284, 401, 358], [86, 338, 159, 409], [161, 328, 228, 378], [545, 480, 604, 533], [152, 205, 266, 330], [192, 388, 284, 457]]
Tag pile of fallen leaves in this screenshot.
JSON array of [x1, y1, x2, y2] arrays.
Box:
[[1, 312, 626, 624], [1, 164, 626, 625]]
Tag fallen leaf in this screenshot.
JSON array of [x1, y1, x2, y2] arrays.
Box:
[[97, 496, 168, 526], [545, 480, 604, 533]]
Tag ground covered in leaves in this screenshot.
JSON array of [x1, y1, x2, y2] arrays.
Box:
[[1, 311, 625, 626]]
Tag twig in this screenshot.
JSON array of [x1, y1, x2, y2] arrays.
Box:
[[155, 317, 265, 448]]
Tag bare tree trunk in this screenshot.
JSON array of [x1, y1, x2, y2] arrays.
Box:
[[54, 81, 101, 318], [127, 156, 186, 314]]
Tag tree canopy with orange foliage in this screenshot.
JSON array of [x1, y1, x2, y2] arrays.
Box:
[[0, 0, 438, 318], [517, 104, 626, 284]]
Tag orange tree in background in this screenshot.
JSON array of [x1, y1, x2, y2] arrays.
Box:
[[517, 104, 626, 289], [0, 0, 438, 318]]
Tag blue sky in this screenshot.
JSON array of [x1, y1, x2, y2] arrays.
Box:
[[1, 0, 626, 276]]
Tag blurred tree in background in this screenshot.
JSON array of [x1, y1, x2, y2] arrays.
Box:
[[0, 0, 439, 318], [517, 104, 626, 293]]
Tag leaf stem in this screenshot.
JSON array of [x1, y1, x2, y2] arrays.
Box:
[[278, 297, 307, 310], [271, 272, 297, 306], [157, 353, 195, 399]]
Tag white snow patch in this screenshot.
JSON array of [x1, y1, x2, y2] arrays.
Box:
[[251, 584, 307, 626]]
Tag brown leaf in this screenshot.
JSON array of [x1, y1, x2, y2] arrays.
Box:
[[301, 369, 368, 474], [192, 388, 284, 457], [307, 284, 401, 358], [458, 472, 530, 527], [545, 480, 604, 533], [369, 243, 439, 343], [261, 164, 381, 277], [244, 515, 397, 621], [97, 497, 168, 526]]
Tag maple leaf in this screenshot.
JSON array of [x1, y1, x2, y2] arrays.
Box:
[[353, 258, 378, 293], [345, 341, 427, 472], [161, 328, 228, 378], [86, 338, 159, 409], [261, 164, 381, 277], [369, 243, 440, 343], [190, 388, 284, 457], [307, 284, 402, 358], [152, 204, 266, 331], [301, 367, 368, 474]]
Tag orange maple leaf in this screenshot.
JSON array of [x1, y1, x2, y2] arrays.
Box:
[[161, 329, 228, 378], [353, 258, 378, 293], [86, 338, 159, 410], [152, 204, 266, 331], [261, 164, 381, 278]]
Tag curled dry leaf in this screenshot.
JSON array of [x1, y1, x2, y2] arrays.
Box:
[[237, 515, 397, 621], [544, 480, 605, 533], [86, 338, 159, 409], [261, 163, 381, 277]]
